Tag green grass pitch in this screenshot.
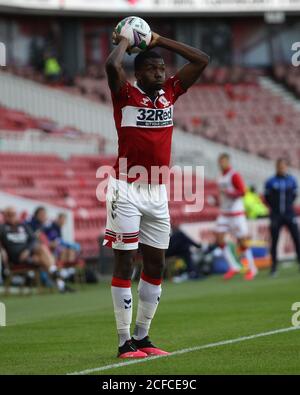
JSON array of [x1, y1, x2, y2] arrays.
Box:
[[1, 265, 300, 375]]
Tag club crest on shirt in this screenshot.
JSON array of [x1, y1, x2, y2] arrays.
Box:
[[158, 95, 170, 107], [141, 97, 151, 106]]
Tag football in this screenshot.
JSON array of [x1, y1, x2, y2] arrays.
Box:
[[114, 16, 152, 53]]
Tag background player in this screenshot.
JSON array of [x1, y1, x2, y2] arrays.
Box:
[[215, 153, 258, 281], [104, 28, 209, 358]]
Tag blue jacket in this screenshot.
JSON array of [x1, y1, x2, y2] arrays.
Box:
[[45, 221, 81, 252], [26, 217, 45, 233], [44, 222, 62, 242], [264, 174, 298, 216]]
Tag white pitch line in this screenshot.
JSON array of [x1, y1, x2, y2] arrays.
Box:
[[67, 326, 299, 375]]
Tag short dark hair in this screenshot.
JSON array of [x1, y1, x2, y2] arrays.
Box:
[[134, 51, 163, 71], [33, 206, 46, 218], [58, 212, 66, 219], [276, 157, 288, 166], [218, 152, 230, 161]]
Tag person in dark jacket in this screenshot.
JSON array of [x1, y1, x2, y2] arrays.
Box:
[[264, 158, 300, 275], [0, 206, 52, 267], [0, 206, 74, 292], [26, 206, 53, 248], [44, 213, 80, 262], [26, 206, 48, 234], [165, 228, 202, 282]]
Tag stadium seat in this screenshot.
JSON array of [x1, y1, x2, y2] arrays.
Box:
[[174, 81, 300, 167], [0, 152, 226, 257], [3, 262, 42, 296]]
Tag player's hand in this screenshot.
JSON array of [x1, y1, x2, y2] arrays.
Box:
[[112, 30, 130, 47], [112, 30, 132, 55], [148, 32, 161, 49]]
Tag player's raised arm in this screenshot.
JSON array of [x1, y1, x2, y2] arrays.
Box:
[[105, 32, 130, 93], [149, 32, 210, 90]]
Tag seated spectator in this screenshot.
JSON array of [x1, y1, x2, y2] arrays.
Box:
[[166, 228, 202, 282], [26, 206, 50, 245], [44, 213, 81, 264], [0, 206, 73, 292], [0, 247, 7, 288], [27, 206, 47, 233]]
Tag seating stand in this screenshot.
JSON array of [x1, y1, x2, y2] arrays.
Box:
[[4, 263, 42, 296]]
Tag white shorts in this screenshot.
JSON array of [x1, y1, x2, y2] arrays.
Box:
[[103, 176, 170, 250], [216, 214, 249, 239]]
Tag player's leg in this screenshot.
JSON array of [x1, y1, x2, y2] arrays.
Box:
[[111, 249, 148, 358], [111, 247, 136, 345], [135, 245, 164, 330], [233, 215, 257, 280], [216, 216, 241, 279], [237, 237, 257, 280], [104, 176, 146, 358], [131, 186, 170, 356], [131, 243, 169, 356]]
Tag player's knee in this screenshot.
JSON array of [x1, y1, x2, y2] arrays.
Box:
[[114, 263, 133, 279], [238, 238, 248, 249], [143, 259, 165, 278], [113, 250, 134, 279], [216, 233, 225, 247]]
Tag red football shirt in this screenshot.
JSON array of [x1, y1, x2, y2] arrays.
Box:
[[111, 75, 186, 184]]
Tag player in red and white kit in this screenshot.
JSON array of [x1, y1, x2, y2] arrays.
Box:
[[216, 153, 258, 281], [104, 30, 209, 358]]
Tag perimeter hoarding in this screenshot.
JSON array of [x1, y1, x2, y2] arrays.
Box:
[[1, 0, 300, 13]]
